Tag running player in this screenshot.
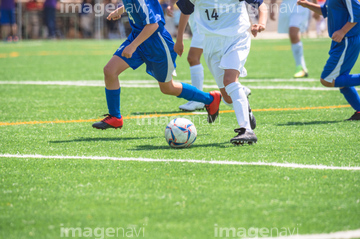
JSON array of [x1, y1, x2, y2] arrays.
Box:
[[298, 0, 360, 120], [92, 0, 221, 130], [176, 0, 267, 145]]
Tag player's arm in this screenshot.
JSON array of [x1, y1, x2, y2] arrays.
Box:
[[107, 6, 125, 21], [297, 0, 322, 15], [122, 23, 159, 58], [174, 13, 190, 56], [245, 0, 267, 37]]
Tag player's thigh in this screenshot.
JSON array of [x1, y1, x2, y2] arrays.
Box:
[[289, 7, 310, 33], [203, 50, 225, 89], [219, 33, 250, 80], [277, 4, 290, 34], [322, 38, 360, 83]]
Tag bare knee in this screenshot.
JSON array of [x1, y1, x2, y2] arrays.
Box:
[[320, 78, 335, 87], [289, 27, 300, 44], [220, 88, 232, 103], [187, 54, 200, 66], [103, 64, 118, 79]]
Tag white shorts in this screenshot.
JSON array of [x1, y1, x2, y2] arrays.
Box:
[[202, 32, 250, 89], [189, 14, 204, 49], [278, 0, 310, 33]]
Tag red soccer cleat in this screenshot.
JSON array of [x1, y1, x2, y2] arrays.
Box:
[[205, 91, 222, 123], [92, 114, 123, 130]]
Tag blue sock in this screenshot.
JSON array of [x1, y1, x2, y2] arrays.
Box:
[[177, 83, 213, 105], [334, 74, 360, 87], [340, 87, 360, 111], [105, 88, 121, 118]]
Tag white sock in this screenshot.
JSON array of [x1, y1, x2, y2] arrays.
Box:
[[225, 82, 252, 131], [291, 42, 307, 71], [190, 64, 204, 91]]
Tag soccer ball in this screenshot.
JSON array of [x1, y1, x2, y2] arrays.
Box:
[[165, 118, 197, 148]]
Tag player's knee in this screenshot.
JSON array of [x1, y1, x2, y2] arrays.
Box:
[[159, 84, 172, 95], [103, 64, 117, 78], [320, 78, 334, 87], [187, 55, 200, 66]]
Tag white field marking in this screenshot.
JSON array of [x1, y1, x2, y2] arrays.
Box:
[[246, 229, 360, 239], [0, 80, 343, 91], [1, 154, 360, 171]]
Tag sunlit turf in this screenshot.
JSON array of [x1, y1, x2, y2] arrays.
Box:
[[0, 39, 359, 239]]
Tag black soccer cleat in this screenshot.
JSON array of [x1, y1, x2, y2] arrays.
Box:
[[346, 112, 360, 121], [230, 128, 257, 146]]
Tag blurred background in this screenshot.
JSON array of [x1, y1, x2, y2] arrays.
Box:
[[0, 0, 327, 42]]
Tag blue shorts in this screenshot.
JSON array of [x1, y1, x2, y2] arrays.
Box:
[[0, 9, 16, 25], [114, 27, 177, 83], [322, 36, 360, 83]]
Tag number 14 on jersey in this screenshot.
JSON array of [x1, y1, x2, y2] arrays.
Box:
[[205, 9, 219, 20]]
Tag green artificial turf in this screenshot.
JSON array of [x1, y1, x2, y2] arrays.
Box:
[[0, 39, 359, 239]]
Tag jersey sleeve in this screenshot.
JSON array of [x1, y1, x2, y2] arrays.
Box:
[[346, 0, 360, 23], [133, 0, 158, 25], [244, 0, 263, 8], [321, 3, 327, 18], [176, 0, 195, 15]]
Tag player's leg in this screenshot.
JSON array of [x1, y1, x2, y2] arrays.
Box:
[[289, 6, 310, 78], [223, 70, 257, 145], [179, 47, 205, 111], [158, 80, 221, 123], [321, 36, 360, 120], [1, 10, 12, 41], [92, 55, 129, 130], [289, 27, 308, 78]]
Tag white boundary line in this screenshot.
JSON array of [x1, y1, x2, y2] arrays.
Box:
[[0, 80, 342, 91], [245, 229, 360, 239], [1, 154, 359, 171]]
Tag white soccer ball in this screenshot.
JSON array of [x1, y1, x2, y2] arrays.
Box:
[[165, 118, 197, 148]]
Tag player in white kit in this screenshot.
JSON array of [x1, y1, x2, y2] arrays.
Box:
[[270, 0, 317, 78], [176, 0, 267, 145]]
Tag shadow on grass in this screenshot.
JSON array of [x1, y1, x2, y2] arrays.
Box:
[[277, 120, 342, 126], [131, 110, 185, 115], [130, 142, 230, 151], [49, 136, 161, 143]]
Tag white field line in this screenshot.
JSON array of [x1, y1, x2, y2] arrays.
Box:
[[0, 80, 342, 91], [1, 154, 360, 171], [247, 229, 360, 239]]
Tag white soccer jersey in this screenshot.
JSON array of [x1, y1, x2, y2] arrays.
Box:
[[190, 0, 251, 37]]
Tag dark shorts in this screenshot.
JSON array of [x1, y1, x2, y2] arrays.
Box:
[[1, 9, 16, 25]]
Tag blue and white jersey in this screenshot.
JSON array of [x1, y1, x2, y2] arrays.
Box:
[[123, 0, 165, 32], [321, 0, 360, 38]]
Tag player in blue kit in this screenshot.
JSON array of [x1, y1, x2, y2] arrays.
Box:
[[298, 0, 360, 120], [92, 0, 221, 130]]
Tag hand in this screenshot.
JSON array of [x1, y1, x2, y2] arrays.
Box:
[[121, 44, 136, 58], [174, 40, 184, 56], [331, 30, 345, 43], [297, 0, 308, 7], [167, 5, 174, 17], [107, 9, 122, 21], [270, 11, 276, 21], [251, 24, 265, 37]]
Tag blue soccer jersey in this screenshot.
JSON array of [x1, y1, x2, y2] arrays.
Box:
[[321, 0, 360, 38], [122, 0, 165, 32], [113, 0, 177, 83]]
